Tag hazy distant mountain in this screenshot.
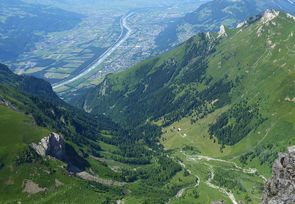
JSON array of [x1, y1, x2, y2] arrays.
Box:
[[156, 0, 295, 51], [0, 0, 82, 60], [23, 0, 194, 13]]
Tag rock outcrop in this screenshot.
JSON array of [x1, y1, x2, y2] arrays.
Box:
[[31, 132, 65, 160], [262, 146, 295, 204], [0, 96, 17, 110], [218, 25, 227, 38], [22, 180, 47, 194], [31, 132, 90, 173]]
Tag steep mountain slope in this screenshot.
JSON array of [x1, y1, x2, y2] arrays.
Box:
[[0, 64, 122, 203], [81, 10, 295, 203], [0, 64, 193, 203], [0, 64, 59, 100], [156, 0, 295, 51]]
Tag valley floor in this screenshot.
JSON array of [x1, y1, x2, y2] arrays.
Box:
[[160, 109, 274, 204], [165, 149, 265, 204]]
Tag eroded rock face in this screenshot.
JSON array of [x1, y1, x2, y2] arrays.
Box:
[[31, 132, 65, 160], [0, 96, 17, 110], [262, 146, 295, 204], [22, 180, 46, 194], [32, 133, 90, 173]]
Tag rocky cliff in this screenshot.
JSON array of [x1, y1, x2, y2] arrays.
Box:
[[263, 146, 295, 204], [31, 132, 65, 160], [31, 132, 90, 172]]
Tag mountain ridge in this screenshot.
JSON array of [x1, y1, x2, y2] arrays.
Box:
[[83, 9, 294, 126], [81, 9, 295, 176], [155, 0, 295, 51]]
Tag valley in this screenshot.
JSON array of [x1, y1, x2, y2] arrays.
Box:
[[1, 0, 295, 203], [53, 12, 134, 91], [163, 132, 267, 203], [79, 9, 295, 203], [1, 0, 209, 97]]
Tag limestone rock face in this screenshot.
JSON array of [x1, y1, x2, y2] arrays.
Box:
[[262, 146, 295, 204], [0, 96, 16, 110], [31, 132, 65, 160]]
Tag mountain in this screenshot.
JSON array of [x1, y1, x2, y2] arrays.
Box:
[[23, 0, 194, 13], [0, 64, 59, 100], [0, 64, 189, 203], [155, 0, 295, 51], [79, 10, 295, 203], [0, 0, 82, 60]]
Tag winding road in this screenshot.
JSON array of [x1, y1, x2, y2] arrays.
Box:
[[174, 151, 267, 204], [175, 160, 200, 198], [205, 164, 238, 204], [53, 12, 134, 89]]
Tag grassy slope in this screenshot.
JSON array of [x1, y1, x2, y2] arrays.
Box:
[[0, 105, 49, 162], [161, 12, 295, 203], [0, 70, 119, 202], [0, 105, 48, 201], [163, 11, 295, 161], [0, 65, 194, 203], [0, 97, 157, 203], [0, 105, 122, 204]]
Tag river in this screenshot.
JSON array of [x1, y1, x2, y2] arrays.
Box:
[[53, 12, 133, 89]]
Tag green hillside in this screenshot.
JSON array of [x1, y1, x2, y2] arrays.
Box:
[[0, 67, 122, 203], [81, 10, 295, 203], [0, 64, 199, 203]]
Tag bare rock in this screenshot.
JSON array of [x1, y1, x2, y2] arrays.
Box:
[[76, 171, 126, 187], [31, 132, 65, 160], [218, 25, 227, 38], [262, 146, 295, 204], [22, 180, 46, 194], [0, 96, 17, 110], [55, 179, 64, 187], [32, 133, 91, 174]]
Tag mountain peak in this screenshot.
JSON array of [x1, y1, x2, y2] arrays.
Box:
[[236, 9, 280, 30], [260, 9, 280, 24], [218, 25, 228, 38], [256, 10, 281, 37], [287, 13, 295, 21]]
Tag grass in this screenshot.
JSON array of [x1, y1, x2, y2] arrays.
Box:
[[162, 107, 231, 157], [0, 105, 122, 203], [169, 151, 233, 203], [0, 105, 49, 164], [160, 15, 295, 202], [164, 150, 264, 204], [162, 12, 295, 158]]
